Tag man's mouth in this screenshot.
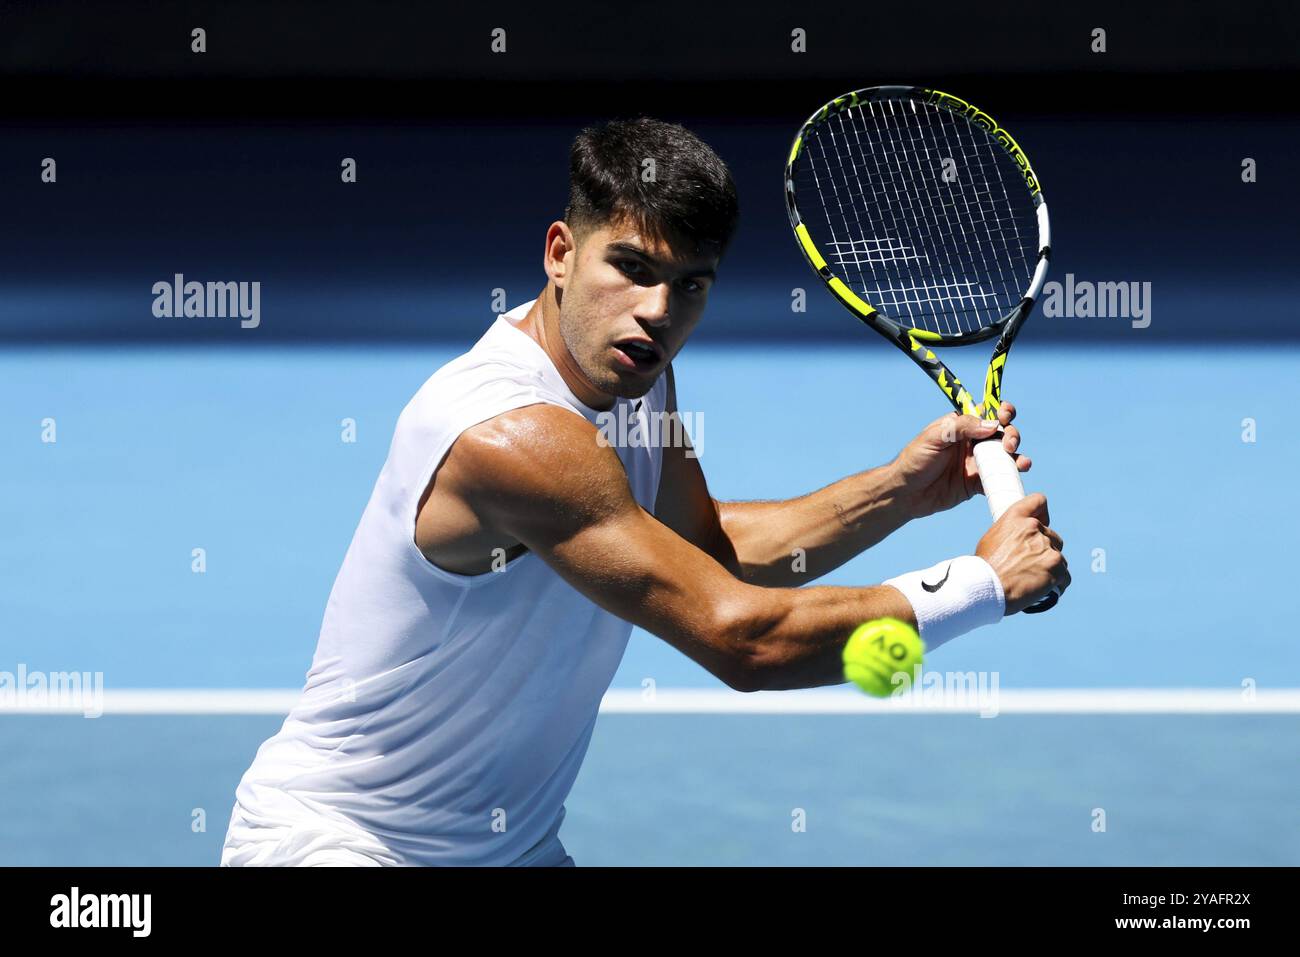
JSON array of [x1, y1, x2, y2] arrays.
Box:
[[613, 339, 663, 370]]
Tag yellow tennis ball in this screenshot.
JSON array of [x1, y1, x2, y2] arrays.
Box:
[[842, 618, 925, 698]]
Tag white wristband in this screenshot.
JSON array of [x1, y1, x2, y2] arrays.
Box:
[[884, 555, 1005, 651]]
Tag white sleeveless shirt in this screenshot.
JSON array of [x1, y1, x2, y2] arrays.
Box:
[[222, 300, 666, 866]]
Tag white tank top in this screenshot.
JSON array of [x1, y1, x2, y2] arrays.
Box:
[[223, 300, 666, 866]]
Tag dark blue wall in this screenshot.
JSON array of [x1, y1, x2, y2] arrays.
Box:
[[2, 0, 1297, 343], [2, 117, 1295, 343]]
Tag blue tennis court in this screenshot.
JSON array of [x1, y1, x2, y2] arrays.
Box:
[[2, 339, 1296, 865]]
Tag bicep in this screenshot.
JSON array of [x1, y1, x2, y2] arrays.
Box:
[[532, 497, 740, 677], [458, 405, 754, 681]]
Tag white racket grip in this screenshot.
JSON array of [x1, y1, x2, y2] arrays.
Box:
[[972, 434, 1025, 522]]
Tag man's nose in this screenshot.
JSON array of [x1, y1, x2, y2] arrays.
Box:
[[637, 285, 672, 325]]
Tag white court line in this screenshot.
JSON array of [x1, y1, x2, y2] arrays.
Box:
[[1, 688, 1298, 715], [602, 688, 1300, 714]]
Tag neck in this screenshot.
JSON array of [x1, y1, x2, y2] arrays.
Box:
[[518, 287, 615, 411]]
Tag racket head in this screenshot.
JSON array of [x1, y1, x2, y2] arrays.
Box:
[[785, 86, 1050, 349]]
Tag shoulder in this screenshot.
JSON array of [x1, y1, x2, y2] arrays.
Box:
[[445, 403, 631, 520], [396, 346, 568, 454]]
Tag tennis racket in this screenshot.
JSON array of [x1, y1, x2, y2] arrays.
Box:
[[784, 85, 1059, 613]]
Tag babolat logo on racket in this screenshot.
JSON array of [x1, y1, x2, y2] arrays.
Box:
[[926, 90, 1041, 195]]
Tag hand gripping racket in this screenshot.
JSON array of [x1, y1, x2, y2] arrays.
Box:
[[784, 86, 1059, 613]]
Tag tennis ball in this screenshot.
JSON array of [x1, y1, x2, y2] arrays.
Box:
[[842, 618, 925, 698]]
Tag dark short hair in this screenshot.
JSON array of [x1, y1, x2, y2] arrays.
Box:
[[565, 117, 739, 255]]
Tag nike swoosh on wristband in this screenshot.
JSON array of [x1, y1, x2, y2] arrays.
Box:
[[921, 563, 953, 593]]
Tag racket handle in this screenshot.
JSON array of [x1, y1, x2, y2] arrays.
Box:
[[971, 434, 1059, 615], [972, 434, 1024, 522]]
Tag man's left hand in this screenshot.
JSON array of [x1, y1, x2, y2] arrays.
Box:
[[891, 401, 1030, 519]]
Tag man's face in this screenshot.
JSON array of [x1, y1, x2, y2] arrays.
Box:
[[556, 220, 719, 400]]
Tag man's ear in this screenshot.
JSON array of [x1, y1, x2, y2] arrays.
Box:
[[544, 221, 577, 287]]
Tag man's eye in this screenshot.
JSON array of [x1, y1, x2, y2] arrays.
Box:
[[617, 260, 645, 278], [680, 279, 706, 294]]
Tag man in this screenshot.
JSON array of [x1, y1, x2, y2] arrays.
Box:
[[222, 117, 1068, 867]]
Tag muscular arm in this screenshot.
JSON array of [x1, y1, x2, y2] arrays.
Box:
[[442, 403, 915, 692], [655, 366, 1041, 588], [713, 473, 912, 586]]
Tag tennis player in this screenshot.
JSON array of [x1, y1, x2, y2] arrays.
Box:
[[222, 118, 1068, 867]]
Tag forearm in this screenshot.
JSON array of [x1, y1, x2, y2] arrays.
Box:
[[716, 462, 914, 587], [725, 580, 916, 691]]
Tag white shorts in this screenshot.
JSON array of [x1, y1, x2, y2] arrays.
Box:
[[220, 800, 574, 867]]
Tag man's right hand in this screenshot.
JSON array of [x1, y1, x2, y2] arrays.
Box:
[[975, 494, 1070, 615]]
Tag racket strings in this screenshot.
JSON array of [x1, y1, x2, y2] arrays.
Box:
[[937, 102, 1034, 311], [795, 95, 1038, 336], [924, 105, 1021, 332]]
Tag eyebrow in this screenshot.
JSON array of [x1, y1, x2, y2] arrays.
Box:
[[607, 241, 717, 280]]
